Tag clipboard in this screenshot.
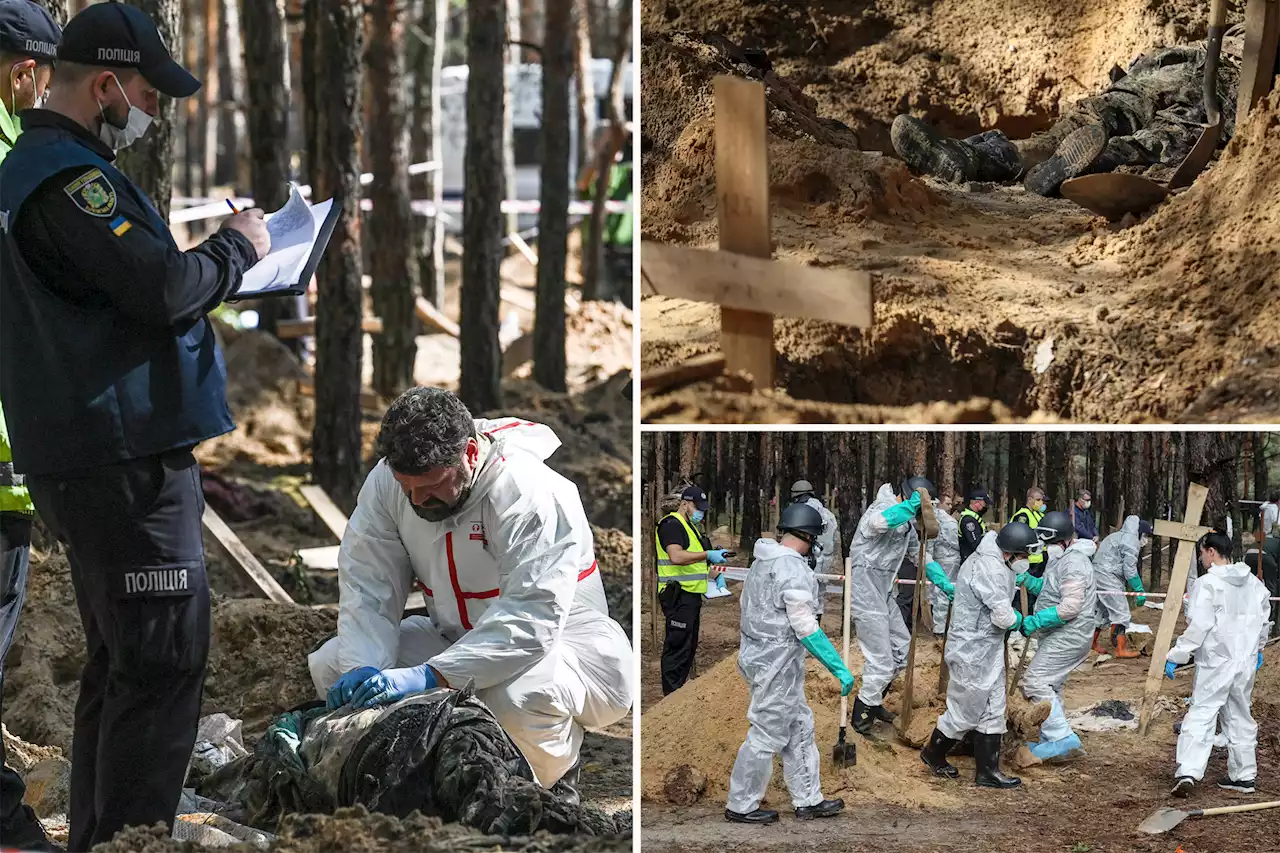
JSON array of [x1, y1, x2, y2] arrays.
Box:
[[226, 186, 344, 302]]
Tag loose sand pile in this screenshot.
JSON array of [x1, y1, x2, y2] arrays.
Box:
[[640, 0, 1274, 423], [640, 636, 1047, 807]]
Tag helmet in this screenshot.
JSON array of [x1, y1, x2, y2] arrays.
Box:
[[1036, 510, 1074, 544], [790, 479, 815, 499], [996, 521, 1041, 557], [779, 502, 825, 540], [901, 476, 936, 501]]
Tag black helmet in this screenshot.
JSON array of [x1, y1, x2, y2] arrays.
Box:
[[779, 502, 825, 540], [901, 476, 936, 501], [1036, 510, 1074, 544], [996, 521, 1041, 557], [791, 479, 815, 500]]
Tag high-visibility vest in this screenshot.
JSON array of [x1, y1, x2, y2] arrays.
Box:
[[1011, 506, 1045, 565], [961, 508, 986, 532], [0, 103, 33, 516], [655, 511, 709, 594]]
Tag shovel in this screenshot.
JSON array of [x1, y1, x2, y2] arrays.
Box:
[[899, 490, 940, 735], [1060, 0, 1228, 220], [833, 556, 857, 767], [1137, 800, 1280, 835]]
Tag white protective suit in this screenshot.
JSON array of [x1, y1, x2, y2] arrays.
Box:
[[937, 532, 1020, 739], [726, 539, 826, 813], [848, 484, 914, 705], [307, 418, 635, 787], [926, 504, 962, 635], [1168, 561, 1272, 782], [1021, 538, 1098, 742], [804, 496, 840, 576], [1093, 515, 1141, 628]]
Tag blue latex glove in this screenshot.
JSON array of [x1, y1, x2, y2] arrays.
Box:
[[327, 665, 380, 710], [1126, 575, 1146, 608], [348, 664, 438, 709], [1164, 661, 1177, 680], [1260, 652, 1265, 671], [705, 549, 728, 565], [799, 629, 855, 696], [924, 560, 955, 600], [881, 492, 922, 528], [1021, 606, 1065, 636]]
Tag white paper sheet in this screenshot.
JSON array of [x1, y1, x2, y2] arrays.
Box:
[[236, 184, 334, 296]]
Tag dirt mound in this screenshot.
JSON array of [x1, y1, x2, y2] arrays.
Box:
[[91, 807, 631, 853]]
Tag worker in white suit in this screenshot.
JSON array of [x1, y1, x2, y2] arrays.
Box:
[[307, 388, 634, 799]]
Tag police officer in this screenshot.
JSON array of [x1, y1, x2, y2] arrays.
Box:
[[0, 7, 63, 851], [1011, 487, 1047, 608], [959, 487, 991, 562], [0, 3, 268, 849], [654, 486, 727, 694]]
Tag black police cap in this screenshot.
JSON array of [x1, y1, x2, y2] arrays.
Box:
[[0, 0, 61, 61], [58, 0, 200, 98]]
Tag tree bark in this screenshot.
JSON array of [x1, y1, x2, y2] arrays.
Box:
[[532, 0, 572, 392], [503, 0, 519, 237], [200, 0, 218, 197], [963, 432, 983, 496], [459, 0, 507, 412], [580, 5, 630, 300], [1102, 432, 1121, 533], [572, 0, 595, 173], [1046, 432, 1069, 511], [219, 0, 248, 188], [409, 0, 446, 307], [741, 434, 762, 551], [309, 0, 366, 510], [116, 0, 181, 221], [995, 434, 1009, 519], [368, 0, 419, 397], [32, 0, 68, 25]]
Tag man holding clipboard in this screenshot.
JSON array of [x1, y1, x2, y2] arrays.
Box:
[[0, 3, 270, 848]]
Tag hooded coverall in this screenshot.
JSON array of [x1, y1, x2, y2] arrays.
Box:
[[848, 484, 913, 706]]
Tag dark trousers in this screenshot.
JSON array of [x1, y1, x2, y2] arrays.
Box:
[[1, 512, 34, 832], [28, 450, 211, 852], [659, 584, 702, 695], [896, 557, 917, 632]]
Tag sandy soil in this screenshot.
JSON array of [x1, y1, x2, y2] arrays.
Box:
[[639, 571, 1280, 853], [3, 311, 634, 845], [639, 0, 1279, 423]]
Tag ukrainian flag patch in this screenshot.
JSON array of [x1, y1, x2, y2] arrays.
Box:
[[109, 215, 132, 236]]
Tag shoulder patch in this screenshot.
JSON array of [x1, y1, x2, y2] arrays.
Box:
[[63, 168, 117, 218]]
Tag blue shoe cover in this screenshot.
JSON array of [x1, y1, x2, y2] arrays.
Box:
[[1028, 733, 1083, 762]]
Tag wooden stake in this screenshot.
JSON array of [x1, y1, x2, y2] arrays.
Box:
[[1139, 482, 1210, 735], [714, 76, 775, 389], [900, 536, 927, 733], [1008, 587, 1032, 698], [299, 485, 350, 539], [202, 506, 295, 604], [640, 353, 727, 394], [1237, 0, 1280, 121]]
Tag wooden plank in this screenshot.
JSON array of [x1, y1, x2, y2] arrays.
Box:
[[415, 296, 461, 338], [509, 231, 539, 266], [297, 544, 340, 570], [900, 537, 928, 733], [299, 485, 350, 539], [1237, 0, 1280, 121], [641, 242, 874, 330], [1153, 519, 1212, 543], [201, 506, 295, 604], [714, 75, 775, 389], [296, 377, 381, 411], [276, 316, 384, 340], [1138, 482, 1209, 736], [640, 353, 727, 394]]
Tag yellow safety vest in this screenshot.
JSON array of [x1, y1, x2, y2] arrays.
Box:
[[655, 511, 709, 594], [1011, 506, 1045, 565], [0, 102, 34, 516], [961, 508, 986, 532]]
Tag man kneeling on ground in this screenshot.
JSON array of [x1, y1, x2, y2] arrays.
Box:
[[308, 388, 634, 803]]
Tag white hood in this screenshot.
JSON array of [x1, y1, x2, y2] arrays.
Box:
[[1068, 538, 1098, 558], [754, 537, 800, 562], [1211, 561, 1257, 587], [976, 529, 1004, 559]]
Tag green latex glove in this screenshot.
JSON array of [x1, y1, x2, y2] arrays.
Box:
[[1127, 575, 1146, 607], [924, 560, 955, 600], [1010, 611, 1024, 633], [799, 629, 855, 696], [881, 492, 922, 528], [1021, 606, 1065, 636], [1019, 573, 1045, 596]]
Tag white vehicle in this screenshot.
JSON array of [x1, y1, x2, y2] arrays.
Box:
[[438, 58, 634, 208]]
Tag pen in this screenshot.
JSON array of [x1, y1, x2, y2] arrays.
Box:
[[226, 199, 239, 214]]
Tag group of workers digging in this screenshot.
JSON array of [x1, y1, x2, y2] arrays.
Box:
[[702, 477, 1272, 825], [0, 3, 632, 851]]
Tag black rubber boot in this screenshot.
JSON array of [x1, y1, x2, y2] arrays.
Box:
[[872, 704, 897, 724], [920, 728, 961, 778], [892, 115, 1021, 183], [1023, 123, 1108, 197], [851, 696, 876, 735], [0, 805, 64, 853], [949, 731, 975, 757], [974, 732, 1021, 789], [725, 808, 780, 824], [795, 798, 844, 820], [551, 758, 582, 808]]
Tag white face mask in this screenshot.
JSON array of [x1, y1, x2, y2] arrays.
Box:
[[97, 74, 152, 150], [1081, 500, 1091, 509], [1009, 557, 1030, 574], [1139, 535, 1151, 548]]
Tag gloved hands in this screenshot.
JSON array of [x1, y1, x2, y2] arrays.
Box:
[[348, 664, 438, 709], [327, 665, 379, 709], [924, 560, 955, 601], [1020, 606, 1065, 637], [1011, 611, 1024, 633], [798, 629, 855, 697], [1016, 572, 1045, 596], [1015, 572, 1029, 587], [1164, 661, 1177, 680], [1126, 575, 1146, 608], [881, 492, 923, 528], [706, 549, 729, 565], [838, 668, 856, 697]]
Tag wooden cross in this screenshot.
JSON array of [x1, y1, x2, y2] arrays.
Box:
[[640, 75, 874, 391], [1138, 482, 1210, 736]]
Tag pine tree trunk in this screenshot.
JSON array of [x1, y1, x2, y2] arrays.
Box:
[[741, 434, 761, 551], [1255, 433, 1272, 519], [995, 434, 1009, 519], [309, 0, 366, 510], [572, 0, 594, 172], [1102, 433, 1121, 532], [963, 432, 982, 496], [1146, 434, 1164, 587], [200, 0, 219, 197], [32, 0, 69, 24], [810, 434, 826, 496], [116, 0, 180, 220], [460, 0, 506, 412], [532, 0, 572, 392], [219, 0, 247, 187], [1045, 432, 1069, 510], [368, 0, 419, 397], [503, 0, 519, 237], [581, 6, 630, 300], [410, 0, 446, 307]]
